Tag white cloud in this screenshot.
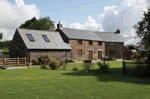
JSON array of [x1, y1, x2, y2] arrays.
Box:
[[70, 16, 104, 31], [69, 0, 149, 45], [0, 0, 40, 41]]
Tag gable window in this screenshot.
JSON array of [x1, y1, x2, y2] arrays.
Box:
[[78, 49, 82, 56], [78, 40, 82, 45], [98, 41, 102, 45], [89, 40, 93, 45], [26, 34, 35, 42], [42, 35, 50, 42]]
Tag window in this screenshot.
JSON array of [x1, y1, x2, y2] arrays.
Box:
[[26, 34, 35, 42], [78, 49, 82, 56], [89, 41, 93, 45], [42, 35, 50, 42], [98, 41, 102, 45], [78, 40, 82, 45], [65, 51, 67, 56]]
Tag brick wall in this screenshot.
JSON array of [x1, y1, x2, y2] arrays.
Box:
[[69, 39, 105, 61]]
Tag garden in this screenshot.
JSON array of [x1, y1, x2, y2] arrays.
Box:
[[0, 56, 150, 99]]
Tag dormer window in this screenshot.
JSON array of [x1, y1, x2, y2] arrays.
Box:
[[42, 35, 50, 42], [26, 34, 35, 42], [78, 40, 82, 45], [89, 40, 93, 45]]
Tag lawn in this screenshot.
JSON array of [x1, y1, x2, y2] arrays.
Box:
[[0, 61, 150, 99]]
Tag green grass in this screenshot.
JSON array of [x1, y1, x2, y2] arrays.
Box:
[[0, 61, 150, 99], [2, 47, 9, 54]]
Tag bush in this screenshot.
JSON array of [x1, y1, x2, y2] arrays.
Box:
[[64, 59, 75, 63], [31, 58, 39, 65], [112, 58, 116, 61], [83, 63, 94, 72], [40, 64, 48, 69], [84, 60, 92, 63], [132, 65, 150, 77], [38, 55, 51, 65], [97, 62, 110, 73], [49, 60, 61, 70]]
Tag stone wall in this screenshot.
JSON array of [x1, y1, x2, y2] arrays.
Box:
[[29, 50, 71, 62], [69, 40, 105, 61]]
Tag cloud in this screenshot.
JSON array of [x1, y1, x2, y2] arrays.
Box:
[[70, 16, 104, 31], [0, 0, 40, 41], [69, 0, 149, 45]]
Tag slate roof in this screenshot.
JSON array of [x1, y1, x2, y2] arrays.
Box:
[[62, 28, 124, 42], [95, 32, 125, 42], [62, 28, 103, 41], [17, 29, 71, 49]]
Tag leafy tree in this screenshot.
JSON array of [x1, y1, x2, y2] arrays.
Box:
[[0, 40, 11, 49], [135, 8, 150, 51], [0, 33, 2, 40], [19, 17, 55, 31], [19, 17, 37, 29]]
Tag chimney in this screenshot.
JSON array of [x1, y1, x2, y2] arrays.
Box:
[[57, 21, 63, 30], [115, 28, 120, 34]]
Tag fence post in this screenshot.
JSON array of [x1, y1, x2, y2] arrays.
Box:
[[17, 57, 19, 65], [3, 58, 5, 67], [3, 58, 6, 68], [24, 57, 26, 65]]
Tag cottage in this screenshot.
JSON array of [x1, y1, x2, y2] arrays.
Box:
[[9, 29, 71, 62], [10, 22, 124, 62], [56, 22, 124, 61]]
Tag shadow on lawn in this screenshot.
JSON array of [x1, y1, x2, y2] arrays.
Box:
[[62, 67, 150, 85]]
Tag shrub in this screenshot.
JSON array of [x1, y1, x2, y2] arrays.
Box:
[[97, 62, 110, 73], [31, 58, 39, 65], [84, 60, 92, 63], [83, 63, 94, 72], [40, 64, 48, 69], [49, 60, 61, 70], [68, 60, 75, 63], [73, 66, 78, 71], [38, 55, 51, 65], [112, 58, 116, 61]]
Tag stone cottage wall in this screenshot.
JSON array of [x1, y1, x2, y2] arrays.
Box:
[[69, 40, 105, 61]]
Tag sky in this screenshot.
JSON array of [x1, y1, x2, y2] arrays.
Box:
[[1, 0, 150, 45]]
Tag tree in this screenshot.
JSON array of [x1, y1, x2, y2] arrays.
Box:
[[19, 17, 55, 31], [19, 17, 37, 29], [135, 8, 150, 51], [0, 33, 3, 40]]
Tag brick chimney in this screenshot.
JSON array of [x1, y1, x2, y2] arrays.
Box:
[[57, 21, 63, 30], [115, 28, 120, 34]]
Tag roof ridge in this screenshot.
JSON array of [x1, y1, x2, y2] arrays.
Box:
[[63, 27, 115, 33], [18, 28, 57, 33], [63, 27, 95, 32], [95, 31, 114, 33]]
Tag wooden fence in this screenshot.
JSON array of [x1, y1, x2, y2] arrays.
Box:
[[0, 57, 27, 67]]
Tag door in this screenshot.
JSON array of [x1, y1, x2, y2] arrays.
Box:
[[98, 51, 102, 59], [89, 50, 93, 60]]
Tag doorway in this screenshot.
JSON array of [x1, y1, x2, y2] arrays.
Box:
[[98, 51, 102, 59], [89, 50, 93, 60]]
